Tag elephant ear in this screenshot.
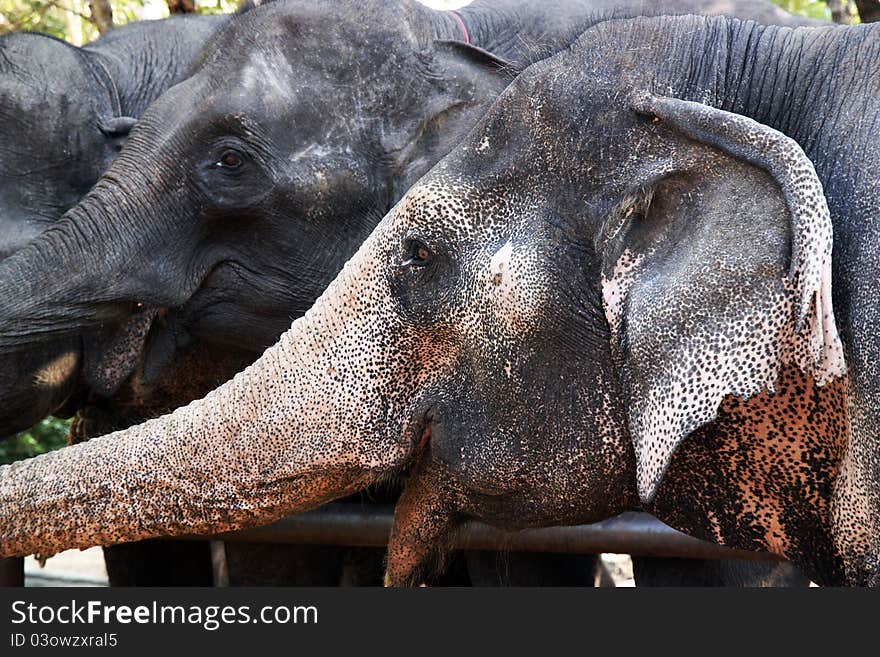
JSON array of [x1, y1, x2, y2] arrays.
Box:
[[431, 39, 518, 81], [387, 40, 517, 197], [601, 93, 846, 503]]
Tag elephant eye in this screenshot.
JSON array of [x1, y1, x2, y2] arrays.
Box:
[[401, 240, 433, 268], [216, 149, 243, 169]]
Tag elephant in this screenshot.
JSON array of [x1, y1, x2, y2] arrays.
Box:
[[0, 12, 231, 434], [0, 0, 824, 440], [1, 11, 869, 585], [0, 12, 229, 259], [0, 11, 238, 586], [0, 1, 821, 586]]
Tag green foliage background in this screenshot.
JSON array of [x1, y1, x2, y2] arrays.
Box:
[[0, 1, 844, 45], [774, 0, 835, 20], [0, 0, 849, 462], [0, 0, 240, 44], [0, 417, 69, 465]]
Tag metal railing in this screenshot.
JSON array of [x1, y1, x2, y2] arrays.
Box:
[[0, 505, 782, 586], [201, 504, 781, 561]]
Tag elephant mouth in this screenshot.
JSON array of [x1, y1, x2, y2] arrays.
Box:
[[81, 305, 159, 398], [416, 412, 433, 450], [83, 260, 244, 401], [409, 406, 436, 454], [417, 423, 431, 450]]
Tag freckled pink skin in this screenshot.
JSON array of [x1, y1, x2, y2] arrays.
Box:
[[0, 228, 422, 559]]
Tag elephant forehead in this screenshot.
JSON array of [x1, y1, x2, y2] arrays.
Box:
[[395, 182, 552, 336], [237, 50, 295, 104], [392, 180, 511, 237]]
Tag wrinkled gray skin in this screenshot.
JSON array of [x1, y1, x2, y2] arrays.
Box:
[[0, 14, 228, 432], [0, 1, 819, 436], [0, 1, 817, 586], [1, 14, 864, 585]]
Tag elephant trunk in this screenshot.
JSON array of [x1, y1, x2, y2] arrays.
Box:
[[0, 149, 203, 406], [0, 341, 342, 557], [0, 148, 199, 357], [0, 198, 126, 351], [0, 232, 419, 557]]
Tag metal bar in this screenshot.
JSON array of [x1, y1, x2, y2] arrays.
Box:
[[0, 557, 24, 587], [185, 505, 783, 562]]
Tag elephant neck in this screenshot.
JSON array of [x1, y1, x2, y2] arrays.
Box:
[[429, 8, 470, 44], [671, 17, 879, 196], [711, 22, 859, 140]]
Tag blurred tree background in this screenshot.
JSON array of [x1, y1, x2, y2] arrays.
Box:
[[0, 418, 70, 465], [1, 1, 878, 46], [775, 0, 836, 20], [0, 0, 875, 461], [0, 0, 240, 44]]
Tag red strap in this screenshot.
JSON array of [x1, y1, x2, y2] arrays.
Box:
[[449, 10, 470, 45]]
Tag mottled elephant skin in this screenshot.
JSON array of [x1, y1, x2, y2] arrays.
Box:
[[1, 13, 871, 585], [0, 2, 825, 586], [0, 0, 816, 434]]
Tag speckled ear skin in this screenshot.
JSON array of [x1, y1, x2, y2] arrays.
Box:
[[650, 367, 850, 585], [602, 96, 846, 505]]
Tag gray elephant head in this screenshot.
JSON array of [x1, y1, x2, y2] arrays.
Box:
[[0, 33, 124, 259], [0, 14, 228, 433], [0, 15, 846, 584], [0, 28, 116, 431], [0, 0, 518, 437], [0, 13, 228, 259]]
